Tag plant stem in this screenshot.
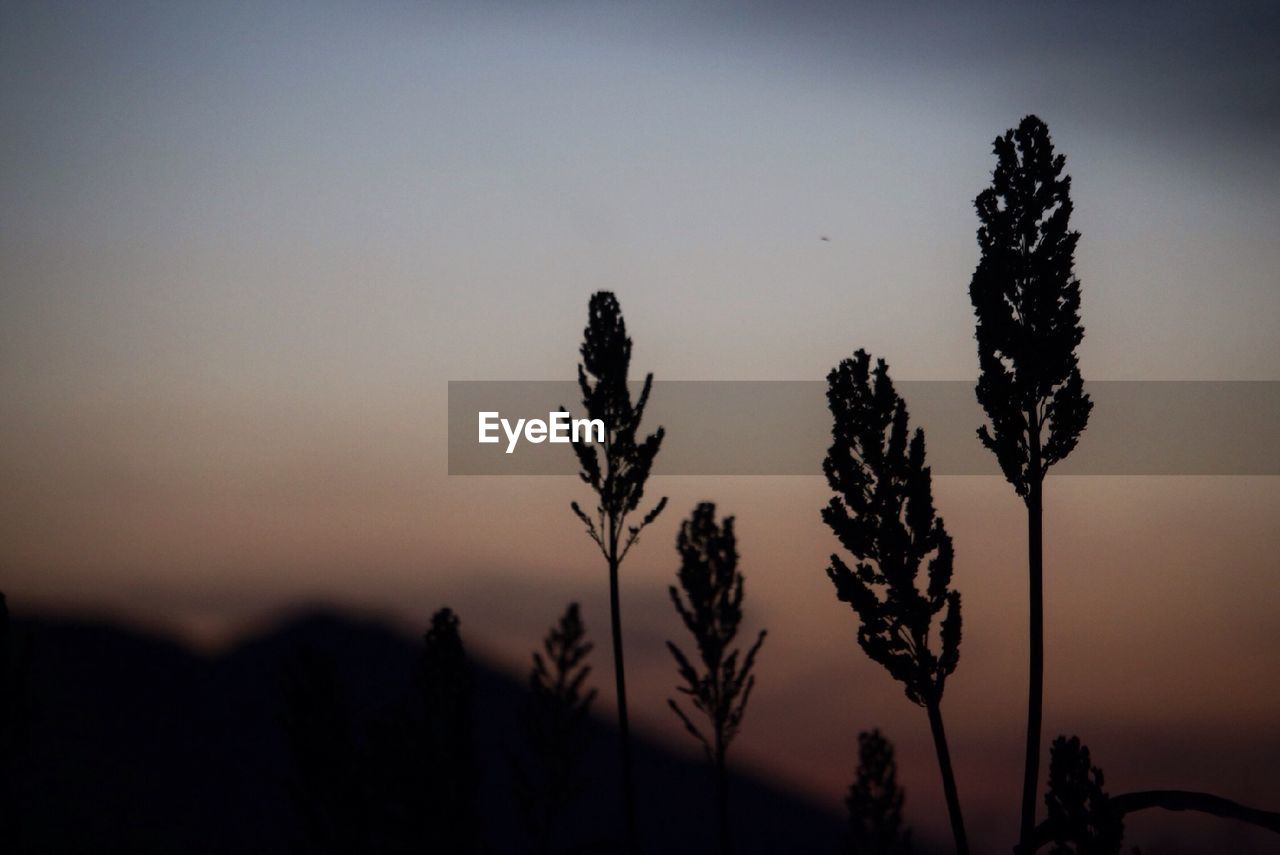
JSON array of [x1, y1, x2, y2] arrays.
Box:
[[716, 740, 730, 855], [926, 697, 970, 855], [607, 527, 638, 854], [1020, 411, 1044, 850]]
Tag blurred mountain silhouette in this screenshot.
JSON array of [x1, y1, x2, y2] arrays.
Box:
[[10, 610, 847, 854]]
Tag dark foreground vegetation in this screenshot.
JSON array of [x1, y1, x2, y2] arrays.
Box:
[[0, 606, 844, 854]]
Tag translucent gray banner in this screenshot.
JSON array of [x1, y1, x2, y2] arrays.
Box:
[[447, 381, 1280, 476]]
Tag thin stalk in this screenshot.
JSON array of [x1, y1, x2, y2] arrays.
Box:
[[926, 697, 970, 855], [607, 522, 638, 854], [1020, 410, 1044, 849], [716, 739, 730, 855]]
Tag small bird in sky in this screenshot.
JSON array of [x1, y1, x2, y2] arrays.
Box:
[[820, 235, 830, 242]]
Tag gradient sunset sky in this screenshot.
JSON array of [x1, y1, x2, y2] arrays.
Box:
[[2, 2, 1278, 852]]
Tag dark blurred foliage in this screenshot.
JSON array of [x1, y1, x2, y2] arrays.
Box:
[[512, 602, 597, 855], [1044, 736, 1124, 855], [667, 503, 766, 760], [5, 606, 847, 853], [370, 607, 481, 854], [281, 647, 367, 854], [845, 729, 911, 855], [667, 503, 767, 855]]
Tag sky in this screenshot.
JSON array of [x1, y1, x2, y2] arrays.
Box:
[[2, 2, 1279, 852]]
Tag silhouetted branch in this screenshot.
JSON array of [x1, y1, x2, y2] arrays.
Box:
[[569, 499, 607, 557], [1110, 791, 1280, 833], [619, 495, 668, 562]]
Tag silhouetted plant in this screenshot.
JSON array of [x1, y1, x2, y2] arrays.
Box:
[[1026, 742, 1280, 852], [1042, 736, 1124, 855], [281, 646, 367, 854], [373, 607, 480, 854], [512, 602, 597, 855], [666, 502, 766, 855], [969, 114, 1093, 849], [564, 290, 666, 852], [845, 729, 911, 855], [822, 350, 968, 855]]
